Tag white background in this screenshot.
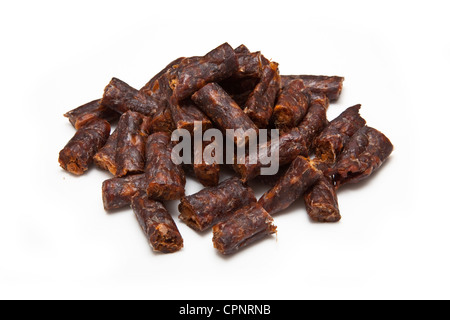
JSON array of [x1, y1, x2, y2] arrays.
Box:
[[0, 0, 449, 300]]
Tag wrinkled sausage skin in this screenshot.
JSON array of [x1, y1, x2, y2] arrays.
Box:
[[59, 118, 110, 175], [178, 177, 256, 232], [234, 45, 264, 79], [169, 43, 239, 101], [212, 203, 277, 255], [115, 111, 151, 177], [131, 192, 183, 253], [152, 62, 213, 134], [258, 156, 322, 215], [304, 176, 341, 223], [101, 77, 174, 133], [193, 140, 220, 187], [272, 79, 309, 131], [64, 99, 119, 130], [93, 128, 118, 176], [168, 98, 213, 134], [102, 174, 147, 211], [192, 82, 258, 146], [145, 132, 186, 201], [234, 93, 328, 182], [244, 61, 281, 128], [330, 126, 394, 188], [140, 57, 185, 98], [314, 105, 366, 163], [281, 75, 344, 101], [298, 92, 329, 147]]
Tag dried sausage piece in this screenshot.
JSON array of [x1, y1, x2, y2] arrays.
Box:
[[191, 83, 258, 145], [233, 128, 304, 182], [64, 99, 120, 130], [140, 57, 185, 98], [115, 111, 151, 177], [102, 174, 147, 211], [131, 192, 183, 253], [281, 75, 345, 101], [193, 162, 220, 187], [234, 95, 328, 182], [59, 118, 110, 175], [331, 126, 394, 188], [93, 128, 118, 175], [212, 203, 277, 255], [101, 77, 160, 115], [145, 132, 186, 201], [304, 176, 341, 223], [169, 43, 238, 101], [178, 177, 256, 232], [153, 67, 213, 134], [234, 44, 251, 54], [150, 105, 174, 133], [169, 98, 213, 134], [193, 140, 220, 187], [258, 156, 322, 215], [272, 79, 309, 131], [101, 77, 173, 133], [298, 92, 329, 147], [234, 45, 264, 79], [314, 105, 366, 163], [244, 61, 281, 128]]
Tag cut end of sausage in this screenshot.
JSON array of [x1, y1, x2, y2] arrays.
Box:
[[64, 161, 85, 176], [150, 224, 184, 253], [314, 140, 337, 163], [93, 153, 117, 176], [59, 152, 86, 176], [178, 200, 205, 232], [309, 205, 342, 223]]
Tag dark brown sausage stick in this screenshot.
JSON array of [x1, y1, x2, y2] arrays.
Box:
[[93, 128, 118, 176], [234, 93, 328, 182], [101, 77, 174, 133], [234, 45, 264, 79], [145, 132, 186, 201], [178, 177, 256, 232], [192, 82, 258, 146], [115, 111, 151, 177], [59, 118, 110, 175], [64, 99, 119, 130], [331, 126, 394, 188], [169, 43, 238, 101], [281, 75, 344, 101], [168, 98, 213, 134], [314, 105, 366, 163], [212, 203, 277, 255], [140, 57, 185, 98], [193, 140, 221, 187], [102, 174, 147, 211], [258, 156, 322, 215], [131, 191, 183, 253], [244, 61, 281, 128], [304, 176, 341, 223], [272, 79, 309, 131]]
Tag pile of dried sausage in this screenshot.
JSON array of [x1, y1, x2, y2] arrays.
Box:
[[59, 43, 393, 255]]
